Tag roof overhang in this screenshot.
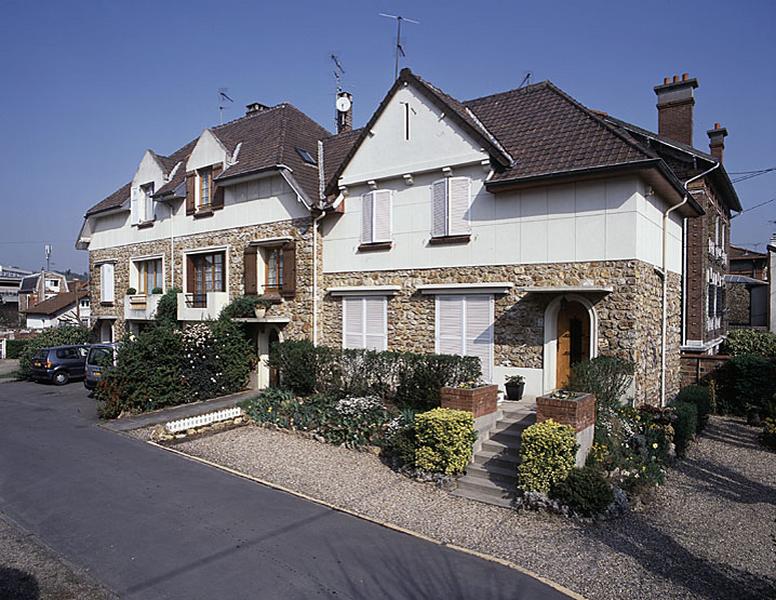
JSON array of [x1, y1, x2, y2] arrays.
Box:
[[249, 236, 294, 247], [518, 285, 613, 294], [327, 285, 402, 297], [417, 282, 513, 295], [724, 274, 767, 286]]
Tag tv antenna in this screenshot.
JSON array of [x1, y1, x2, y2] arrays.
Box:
[[379, 13, 419, 81], [331, 54, 345, 93], [519, 71, 532, 88], [218, 88, 234, 124]]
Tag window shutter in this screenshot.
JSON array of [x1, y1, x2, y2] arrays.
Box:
[[465, 295, 492, 381], [144, 190, 154, 222], [364, 297, 387, 350], [431, 179, 448, 238], [130, 187, 140, 225], [372, 190, 392, 243], [211, 165, 224, 210], [448, 177, 471, 235], [436, 295, 463, 355], [361, 192, 374, 243], [281, 242, 296, 298], [101, 263, 114, 303], [343, 297, 364, 349], [243, 246, 258, 295], [186, 254, 196, 294], [185, 173, 195, 215]]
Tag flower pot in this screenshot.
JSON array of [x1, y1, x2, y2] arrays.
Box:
[[254, 306, 267, 319], [504, 381, 525, 400]]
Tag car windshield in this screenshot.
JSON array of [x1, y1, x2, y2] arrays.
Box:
[[33, 349, 49, 359], [87, 347, 113, 366]]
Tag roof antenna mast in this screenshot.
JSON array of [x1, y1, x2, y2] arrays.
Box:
[[218, 88, 234, 125], [379, 13, 419, 81], [331, 54, 345, 94]]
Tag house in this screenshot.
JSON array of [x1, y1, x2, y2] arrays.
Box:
[[77, 101, 329, 386], [726, 244, 769, 329], [18, 271, 71, 315], [0, 265, 33, 327], [318, 69, 739, 405], [25, 289, 90, 330]]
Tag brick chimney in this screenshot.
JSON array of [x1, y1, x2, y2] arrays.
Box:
[[707, 122, 728, 163], [335, 91, 353, 134], [654, 73, 699, 146], [245, 102, 270, 116]]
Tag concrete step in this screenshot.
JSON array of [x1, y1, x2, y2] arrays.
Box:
[[489, 429, 525, 445], [496, 414, 535, 426], [480, 438, 521, 454], [455, 476, 516, 505], [465, 462, 517, 483], [451, 487, 514, 509], [473, 449, 521, 470]]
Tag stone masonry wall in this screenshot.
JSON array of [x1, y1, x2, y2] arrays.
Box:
[[320, 259, 682, 405], [89, 217, 315, 340], [726, 282, 751, 326]]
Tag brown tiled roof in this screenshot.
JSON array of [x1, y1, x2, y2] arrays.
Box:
[[152, 138, 198, 198], [729, 244, 767, 260], [322, 128, 362, 185], [85, 182, 131, 216], [25, 290, 88, 316]]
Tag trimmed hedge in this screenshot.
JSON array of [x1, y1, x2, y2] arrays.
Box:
[[671, 401, 698, 457], [414, 408, 477, 475], [718, 354, 776, 417], [518, 419, 578, 494], [676, 385, 711, 432], [268, 341, 481, 410], [722, 329, 776, 359], [5, 339, 29, 359], [18, 326, 90, 379], [550, 466, 614, 517]]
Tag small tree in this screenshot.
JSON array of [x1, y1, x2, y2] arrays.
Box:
[[567, 356, 635, 415]]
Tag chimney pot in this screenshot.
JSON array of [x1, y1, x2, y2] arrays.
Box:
[[682, 72, 689, 81], [663, 77, 670, 85], [706, 122, 728, 163], [654, 73, 699, 145], [673, 74, 679, 83], [245, 102, 270, 115]]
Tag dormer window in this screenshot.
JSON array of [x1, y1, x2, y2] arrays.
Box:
[[197, 167, 212, 209], [131, 182, 156, 225]]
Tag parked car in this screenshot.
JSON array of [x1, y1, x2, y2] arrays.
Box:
[[84, 343, 118, 390], [30, 345, 90, 385]]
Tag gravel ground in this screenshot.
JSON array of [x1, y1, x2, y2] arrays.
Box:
[[172, 416, 776, 600], [0, 513, 116, 600]]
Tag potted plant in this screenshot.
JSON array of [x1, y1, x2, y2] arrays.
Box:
[[254, 297, 274, 319], [127, 287, 137, 295], [151, 286, 164, 295], [504, 374, 525, 400]]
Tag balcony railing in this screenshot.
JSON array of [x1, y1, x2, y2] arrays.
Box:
[[177, 291, 229, 321]]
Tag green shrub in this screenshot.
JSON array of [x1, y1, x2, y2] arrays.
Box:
[[18, 326, 90, 379], [550, 466, 614, 517], [384, 409, 418, 466], [319, 396, 391, 448], [761, 418, 776, 451], [155, 288, 180, 324], [671, 401, 697, 457], [676, 385, 711, 432], [268, 340, 338, 396], [220, 295, 274, 320], [414, 408, 477, 475], [718, 354, 776, 417], [5, 339, 29, 359], [518, 419, 578, 493], [567, 356, 635, 418], [151, 287, 164, 295], [394, 353, 481, 411], [722, 329, 776, 359]]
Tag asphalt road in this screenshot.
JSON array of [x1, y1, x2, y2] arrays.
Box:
[[0, 380, 571, 600]]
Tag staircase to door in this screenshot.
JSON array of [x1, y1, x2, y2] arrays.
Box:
[[452, 401, 536, 508]]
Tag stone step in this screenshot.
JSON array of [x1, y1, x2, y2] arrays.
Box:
[[451, 487, 514, 509], [491, 421, 531, 437], [480, 438, 521, 454], [465, 462, 517, 483], [456, 475, 516, 502], [474, 449, 521, 470], [489, 429, 525, 445], [496, 413, 535, 426]]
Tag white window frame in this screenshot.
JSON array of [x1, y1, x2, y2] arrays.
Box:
[[341, 295, 388, 351], [100, 263, 115, 303], [196, 167, 212, 209], [131, 255, 165, 295], [434, 294, 494, 381], [361, 190, 393, 244], [431, 176, 471, 238]]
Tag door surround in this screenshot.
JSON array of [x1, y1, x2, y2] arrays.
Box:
[[542, 294, 598, 394]]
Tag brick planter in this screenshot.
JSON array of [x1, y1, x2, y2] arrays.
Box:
[[536, 392, 596, 467], [440, 385, 498, 418]]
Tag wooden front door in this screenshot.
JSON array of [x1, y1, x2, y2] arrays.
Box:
[[556, 300, 590, 388]]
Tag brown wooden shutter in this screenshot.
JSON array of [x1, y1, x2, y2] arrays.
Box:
[[211, 165, 224, 210], [185, 173, 195, 215], [243, 246, 258, 295], [281, 242, 296, 298], [186, 254, 196, 295]]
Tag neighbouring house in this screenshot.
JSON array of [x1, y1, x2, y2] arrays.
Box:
[[77, 101, 329, 386], [25, 289, 90, 330], [0, 265, 33, 327], [726, 244, 769, 329], [18, 271, 71, 316], [318, 69, 739, 405]]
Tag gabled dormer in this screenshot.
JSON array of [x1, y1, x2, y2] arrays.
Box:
[[184, 129, 230, 217], [130, 150, 168, 227]]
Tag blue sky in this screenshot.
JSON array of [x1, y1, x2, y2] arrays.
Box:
[[0, 0, 774, 272]]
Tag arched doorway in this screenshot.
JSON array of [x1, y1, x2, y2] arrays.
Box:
[[555, 300, 590, 388]]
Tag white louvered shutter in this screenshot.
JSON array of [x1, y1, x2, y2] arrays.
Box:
[[364, 297, 387, 350], [448, 177, 471, 235], [130, 187, 140, 225], [372, 190, 392, 243], [465, 295, 493, 381], [436, 295, 464, 356], [361, 192, 374, 244], [145, 189, 155, 222], [343, 297, 364, 349], [101, 263, 115, 303], [431, 179, 448, 238]]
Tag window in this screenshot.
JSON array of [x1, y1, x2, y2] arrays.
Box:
[[197, 167, 212, 209], [342, 296, 387, 351], [707, 283, 715, 321], [295, 147, 316, 165], [45, 279, 59, 291], [189, 251, 225, 307], [435, 294, 493, 381], [401, 102, 411, 140], [265, 248, 284, 291], [431, 177, 471, 238], [136, 258, 163, 294], [100, 263, 115, 303], [361, 190, 392, 244], [131, 183, 155, 224]]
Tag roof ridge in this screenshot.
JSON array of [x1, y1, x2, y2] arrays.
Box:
[[463, 80, 550, 104], [212, 103, 286, 131]]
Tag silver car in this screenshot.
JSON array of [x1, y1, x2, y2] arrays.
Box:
[[84, 344, 118, 390]]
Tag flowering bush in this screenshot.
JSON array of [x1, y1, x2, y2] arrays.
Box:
[[320, 396, 391, 448], [383, 409, 418, 467]]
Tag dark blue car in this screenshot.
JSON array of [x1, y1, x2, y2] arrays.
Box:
[[30, 345, 89, 385]]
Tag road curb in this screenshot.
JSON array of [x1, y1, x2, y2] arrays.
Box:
[[146, 440, 586, 600]]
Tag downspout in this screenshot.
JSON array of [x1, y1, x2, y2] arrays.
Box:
[[660, 162, 720, 405], [169, 202, 175, 290], [312, 210, 326, 346]]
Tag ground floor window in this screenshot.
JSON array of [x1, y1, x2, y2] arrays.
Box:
[[188, 251, 225, 307], [435, 294, 493, 381], [135, 258, 163, 294], [342, 296, 388, 351]]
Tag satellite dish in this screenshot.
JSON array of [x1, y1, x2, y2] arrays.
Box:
[[336, 95, 351, 113]]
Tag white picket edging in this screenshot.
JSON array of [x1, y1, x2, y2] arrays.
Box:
[[165, 406, 243, 433]]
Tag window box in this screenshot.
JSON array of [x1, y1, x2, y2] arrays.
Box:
[[358, 241, 393, 252], [128, 294, 147, 306], [440, 384, 498, 418], [193, 208, 214, 219], [428, 234, 471, 246]]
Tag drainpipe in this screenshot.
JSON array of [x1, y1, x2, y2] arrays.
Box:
[[660, 162, 720, 405], [312, 210, 326, 346], [169, 202, 175, 290]]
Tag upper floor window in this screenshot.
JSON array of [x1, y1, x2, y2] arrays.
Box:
[[361, 190, 392, 245], [431, 177, 471, 238], [197, 168, 212, 209], [135, 258, 163, 294], [131, 183, 155, 224]]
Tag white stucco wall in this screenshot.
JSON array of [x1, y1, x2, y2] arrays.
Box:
[[186, 129, 228, 172], [132, 151, 166, 191], [88, 173, 308, 251]]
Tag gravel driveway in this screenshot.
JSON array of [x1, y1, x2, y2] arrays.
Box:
[[172, 416, 776, 600]]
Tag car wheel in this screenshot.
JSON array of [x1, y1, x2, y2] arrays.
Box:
[[53, 371, 69, 386]]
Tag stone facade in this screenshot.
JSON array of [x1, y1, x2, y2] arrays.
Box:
[[320, 259, 682, 405], [726, 282, 751, 326], [89, 217, 316, 341]]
